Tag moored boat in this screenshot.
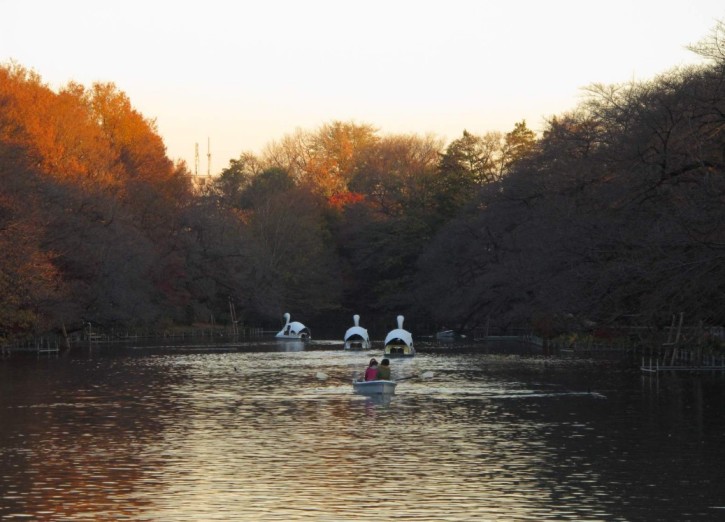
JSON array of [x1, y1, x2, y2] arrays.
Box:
[[436, 329, 466, 341], [343, 314, 370, 350], [352, 379, 397, 395], [383, 315, 415, 356], [275, 312, 311, 340]]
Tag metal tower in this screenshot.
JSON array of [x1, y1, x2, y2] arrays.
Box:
[[207, 137, 211, 177]]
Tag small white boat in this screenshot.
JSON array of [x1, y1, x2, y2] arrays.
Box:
[[352, 379, 397, 395], [275, 312, 311, 340], [383, 315, 415, 356], [436, 329, 465, 341], [343, 314, 370, 350], [436, 329, 456, 340]]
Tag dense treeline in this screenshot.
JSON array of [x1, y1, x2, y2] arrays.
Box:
[[1, 24, 724, 344], [416, 25, 725, 340]]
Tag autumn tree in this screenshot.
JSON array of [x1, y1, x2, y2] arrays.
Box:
[[334, 133, 444, 314], [0, 144, 65, 341], [0, 63, 198, 333], [263, 121, 378, 202]]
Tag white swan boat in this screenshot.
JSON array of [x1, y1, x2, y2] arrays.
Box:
[[343, 314, 370, 350], [275, 313, 311, 340], [352, 379, 397, 395], [383, 315, 415, 356]]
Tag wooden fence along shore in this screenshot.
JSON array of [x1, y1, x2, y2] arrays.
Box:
[[1, 337, 62, 356], [1, 325, 265, 356], [639, 313, 725, 373], [640, 353, 725, 373], [472, 326, 544, 347]]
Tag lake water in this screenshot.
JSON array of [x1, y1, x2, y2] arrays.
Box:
[[1, 340, 724, 521]]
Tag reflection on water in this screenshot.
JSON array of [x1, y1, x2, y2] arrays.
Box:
[[1, 342, 724, 520]]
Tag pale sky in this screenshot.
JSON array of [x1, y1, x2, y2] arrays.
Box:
[[2, 0, 723, 174]]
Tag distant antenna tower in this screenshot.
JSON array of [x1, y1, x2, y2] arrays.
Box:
[[207, 137, 211, 177], [194, 142, 199, 176]]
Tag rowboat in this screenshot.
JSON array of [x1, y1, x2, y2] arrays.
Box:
[[353, 379, 397, 395], [383, 315, 415, 357]]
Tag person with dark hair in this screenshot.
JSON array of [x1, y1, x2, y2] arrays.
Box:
[[364, 358, 378, 381], [377, 358, 391, 380]]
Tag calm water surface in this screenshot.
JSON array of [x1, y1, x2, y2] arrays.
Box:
[[1, 340, 724, 521]]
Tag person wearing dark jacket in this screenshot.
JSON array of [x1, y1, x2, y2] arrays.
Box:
[[376, 358, 391, 380]]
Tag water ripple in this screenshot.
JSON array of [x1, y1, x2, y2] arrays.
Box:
[[1, 348, 723, 520]]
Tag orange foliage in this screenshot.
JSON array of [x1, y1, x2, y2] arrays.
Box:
[[305, 155, 345, 197], [264, 121, 378, 203], [0, 64, 177, 197], [87, 82, 175, 187], [0, 65, 58, 169], [327, 191, 365, 210]]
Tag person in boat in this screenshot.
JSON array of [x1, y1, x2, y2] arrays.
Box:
[[364, 358, 378, 381], [376, 358, 391, 380]]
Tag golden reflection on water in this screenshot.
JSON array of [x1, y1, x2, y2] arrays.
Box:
[[1, 348, 724, 520]]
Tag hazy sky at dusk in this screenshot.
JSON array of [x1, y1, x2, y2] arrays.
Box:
[[2, 0, 723, 174]]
